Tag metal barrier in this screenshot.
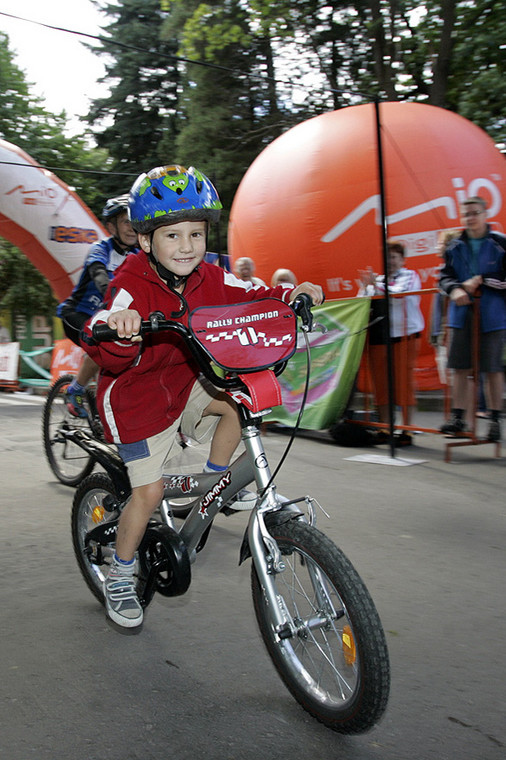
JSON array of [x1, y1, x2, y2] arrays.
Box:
[[352, 288, 501, 462]]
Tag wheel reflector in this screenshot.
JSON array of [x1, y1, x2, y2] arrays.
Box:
[[342, 625, 357, 666]]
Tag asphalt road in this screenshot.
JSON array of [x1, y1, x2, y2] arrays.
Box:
[[1, 392, 505, 760]]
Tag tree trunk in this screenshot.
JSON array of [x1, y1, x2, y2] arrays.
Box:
[[430, 0, 457, 106]]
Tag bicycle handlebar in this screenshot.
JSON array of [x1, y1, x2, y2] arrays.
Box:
[[92, 294, 319, 391]]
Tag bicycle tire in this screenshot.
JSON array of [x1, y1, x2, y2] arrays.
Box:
[[42, 374, 96, 486], [251, 520, 390, 734], [71, 472, 120, 605]]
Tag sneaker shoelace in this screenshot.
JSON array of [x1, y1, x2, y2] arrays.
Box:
[[106, 577, 139, 610]]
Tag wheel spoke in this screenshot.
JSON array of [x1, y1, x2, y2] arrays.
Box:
[[278, 551, 358, 701], [72, 474, 121, 604], [43, 375, 96, 486]]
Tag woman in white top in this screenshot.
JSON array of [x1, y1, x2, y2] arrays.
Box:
[[358, 241, 424, 434]]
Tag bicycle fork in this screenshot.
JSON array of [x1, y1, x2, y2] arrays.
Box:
[[242, 424, 299, 640], [242, 426, 341, 641]]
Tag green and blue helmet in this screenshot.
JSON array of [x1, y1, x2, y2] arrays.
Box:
[[128, 165, 222, 233]]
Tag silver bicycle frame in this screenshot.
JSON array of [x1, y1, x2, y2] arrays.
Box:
[[158, 420, 305, 638]]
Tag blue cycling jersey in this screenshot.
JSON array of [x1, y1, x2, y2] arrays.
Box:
[[57, 238, 137, 318]]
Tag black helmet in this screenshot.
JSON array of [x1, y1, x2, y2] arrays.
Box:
[[102, 195, 129, 221]]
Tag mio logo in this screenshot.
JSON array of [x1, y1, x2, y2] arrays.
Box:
[[321, 177, 503, 244], [199, 471, 232, 518]]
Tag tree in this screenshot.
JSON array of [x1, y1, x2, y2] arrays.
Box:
[[445, 0, 506, 143], [160, 0, 317, 242], [0, 242, 57, 324], [0, 32, 107, 321], [161, 1, 267, 210], [0, 32, 109, 216], [85, 0, 182, 197], [246, 0, 506, 141]]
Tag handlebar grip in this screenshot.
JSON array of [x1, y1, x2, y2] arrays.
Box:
[[92, 323, 121, 342], [293, 292, 314, 310]]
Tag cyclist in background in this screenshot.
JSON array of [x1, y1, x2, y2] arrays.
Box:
[[56, 196, 139, 417]]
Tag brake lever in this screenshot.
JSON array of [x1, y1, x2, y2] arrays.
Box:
[[292, 293, 315, 332]]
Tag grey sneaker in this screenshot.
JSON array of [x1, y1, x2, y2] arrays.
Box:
[[104, 562, 143, 629], [487, 420, 501, 442], [440, 416, 467, 436], [224, 489, 257, 511]]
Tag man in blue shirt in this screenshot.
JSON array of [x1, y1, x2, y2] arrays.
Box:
[[439, 196, 506, 441]]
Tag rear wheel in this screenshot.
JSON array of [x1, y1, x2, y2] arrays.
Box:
[[42, 374, 96, 486], [251, 520, 390, 734]]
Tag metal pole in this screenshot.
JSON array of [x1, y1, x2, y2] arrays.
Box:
[[373, 98, 396, 457]]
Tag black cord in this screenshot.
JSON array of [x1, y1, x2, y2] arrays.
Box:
[[0, 11, 376, 101], [0, 160, 138, 178], [259, 329, 311, 498]]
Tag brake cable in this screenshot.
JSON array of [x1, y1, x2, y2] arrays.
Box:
[[258, 324, 313, 498]]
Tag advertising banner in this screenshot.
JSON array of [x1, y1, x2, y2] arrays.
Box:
[[0, 342, 20, 383], [266, 298, 370, 430], [0, 139, 106, 301], [229, 102, 506, 392]]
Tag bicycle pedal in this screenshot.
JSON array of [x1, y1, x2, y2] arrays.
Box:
[[220, 506, 240, 516]]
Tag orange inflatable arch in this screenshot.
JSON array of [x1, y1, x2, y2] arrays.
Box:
[[0, 139, 106, 301]]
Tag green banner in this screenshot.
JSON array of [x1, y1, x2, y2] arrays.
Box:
[[266, 298, 370, 430]]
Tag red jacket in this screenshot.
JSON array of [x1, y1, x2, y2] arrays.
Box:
[[82, 252, 295, 443]]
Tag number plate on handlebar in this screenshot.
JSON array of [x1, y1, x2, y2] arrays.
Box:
[[189, 298, 296, 372]]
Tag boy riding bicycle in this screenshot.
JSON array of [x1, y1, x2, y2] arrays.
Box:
[[81, 165, 323, 630]]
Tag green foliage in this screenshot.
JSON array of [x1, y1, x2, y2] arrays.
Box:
[[0, 32, 109, 216], [160, 0, 311, 235], [0, 242, 57, 320], [445, 0, 506, 143], [85, 0, 181, 197], [0, 32, 107, 318]]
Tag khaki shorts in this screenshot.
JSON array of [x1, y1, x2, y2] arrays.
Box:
[[117, 377, 219, 488]]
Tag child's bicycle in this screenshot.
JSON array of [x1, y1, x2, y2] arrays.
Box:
[[69, 295, 390, 734]]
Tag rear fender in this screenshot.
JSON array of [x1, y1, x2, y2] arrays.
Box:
[[66, 429, 131, 499]]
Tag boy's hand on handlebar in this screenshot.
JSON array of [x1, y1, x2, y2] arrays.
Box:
[[107, 309, 143, 341], [290, 282, 324, 306]]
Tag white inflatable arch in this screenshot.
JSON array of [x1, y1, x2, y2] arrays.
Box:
[[0, 138, 107, 301]]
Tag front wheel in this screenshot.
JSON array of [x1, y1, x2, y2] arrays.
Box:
[[251, 521, 390, 734], [42, 374, 96, 486]]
